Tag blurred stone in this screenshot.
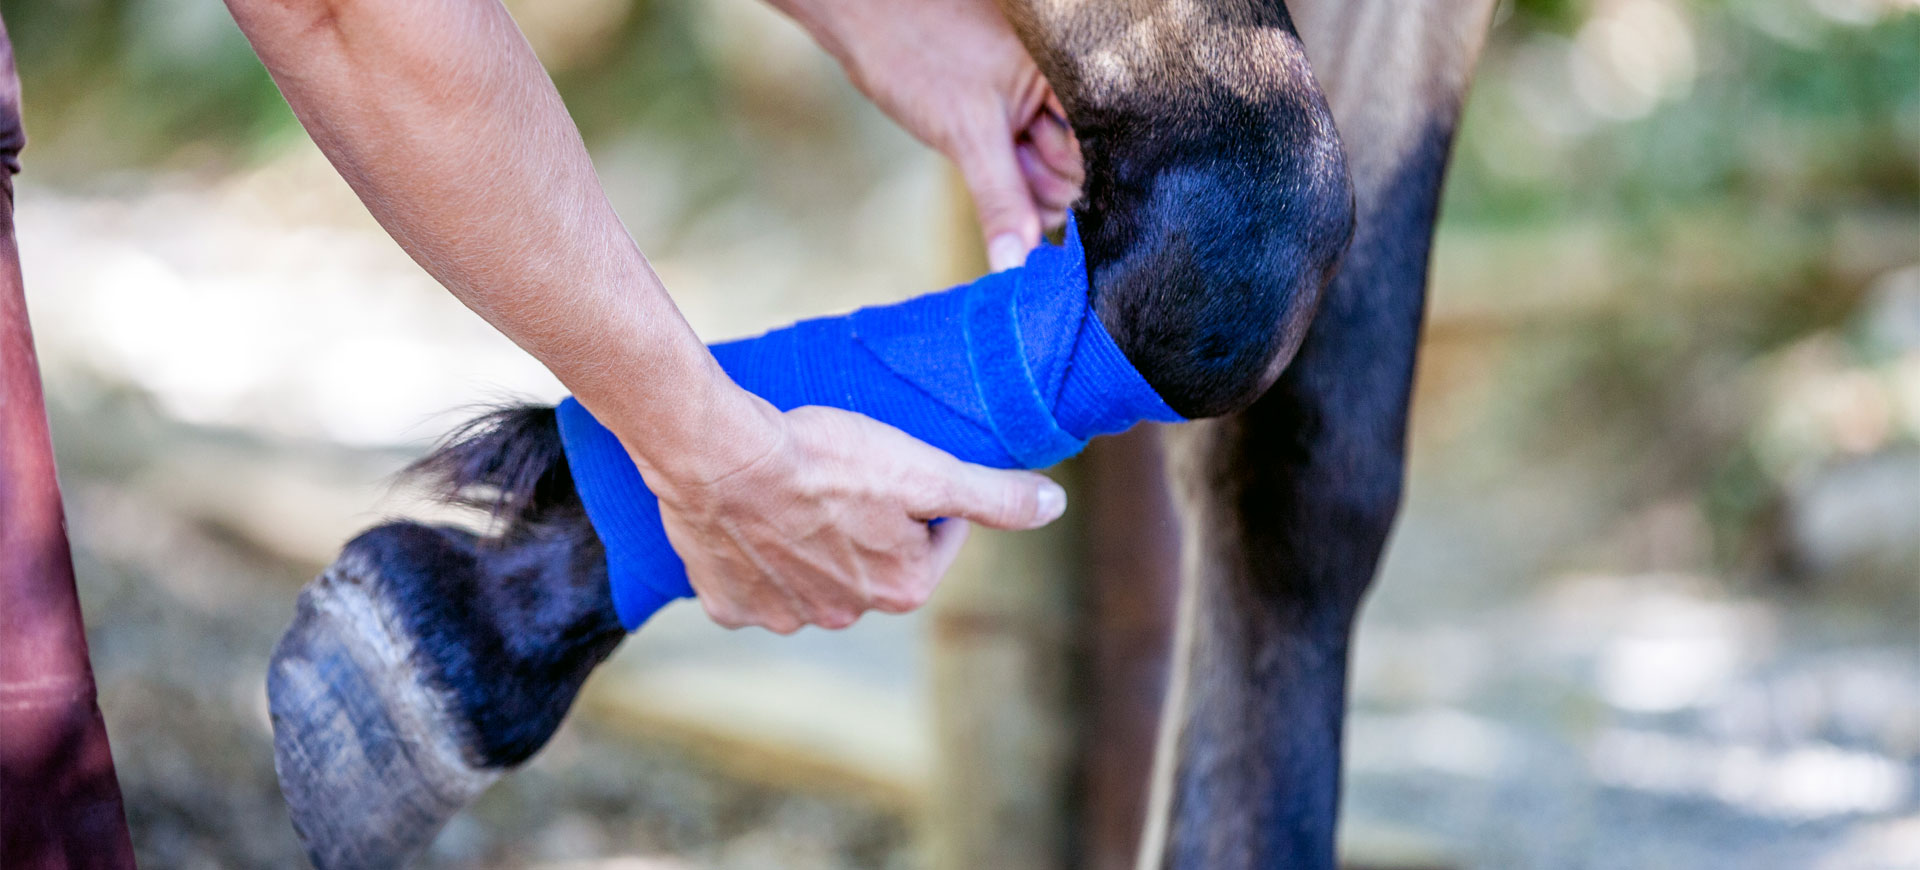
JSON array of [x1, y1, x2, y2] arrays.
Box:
[[1783, 449, 1920, 591], [1860, 265, 1920, 354], [1816, 814, 1920, 870], [534, 813, 614, 861], [1338, 820, 1460, 870]]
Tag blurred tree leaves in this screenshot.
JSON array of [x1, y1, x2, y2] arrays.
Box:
[[4, 0, 1909, 211], [4, 0, 292, 174], [0, 0, 727, 178], [1435, 2, 1917, 583], [1446, 0, 1918, 226]]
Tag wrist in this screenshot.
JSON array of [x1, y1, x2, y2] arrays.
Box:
[[582, 364, 785, 495]]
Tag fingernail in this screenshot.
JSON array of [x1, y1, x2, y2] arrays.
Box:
[[1036, 482, 1067, 523], [988, 234, 1026, 272]]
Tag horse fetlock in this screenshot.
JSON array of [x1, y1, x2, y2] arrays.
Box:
[[1024, 2, 1356, 417]]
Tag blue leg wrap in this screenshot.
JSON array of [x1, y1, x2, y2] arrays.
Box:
[[555, 218, 1185, 629]]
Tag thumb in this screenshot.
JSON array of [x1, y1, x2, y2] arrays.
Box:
[[920, 463, 1067, 531], [953, 120, 1042, 271]]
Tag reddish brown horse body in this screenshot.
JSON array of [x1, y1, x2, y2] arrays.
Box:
[[0, 12, 140, 868]]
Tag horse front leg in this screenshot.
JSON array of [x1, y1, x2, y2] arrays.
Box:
[[267, 1, 1367, 865], [1141, 3, 1497, 868]]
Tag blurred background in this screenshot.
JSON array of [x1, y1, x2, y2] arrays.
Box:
[[8, 0, 1916, 866]]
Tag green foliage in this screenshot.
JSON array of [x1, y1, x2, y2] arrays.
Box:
[[1434, 2, 1918, 581], [0, 0, 731, 177], [1445, 1, 1918, 226], [1510, 0, 1590, 33], [5, 0, 292, 174]]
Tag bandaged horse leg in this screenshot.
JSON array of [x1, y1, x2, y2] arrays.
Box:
[[562, 218, 1196, 630], [269, 220, 1202, 868], [558, 0, 1358, 632], [269, 232, 1184, 867], [267, 3, 1355, 866]]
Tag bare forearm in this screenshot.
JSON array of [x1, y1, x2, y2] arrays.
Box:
[[225, 0, 772, 476]]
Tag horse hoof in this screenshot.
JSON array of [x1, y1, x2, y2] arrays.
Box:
[[267, 546, 496, 870]]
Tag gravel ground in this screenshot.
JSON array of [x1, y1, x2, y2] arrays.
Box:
[[28, 175, 1920, 869], [58, 408, 917, 870]]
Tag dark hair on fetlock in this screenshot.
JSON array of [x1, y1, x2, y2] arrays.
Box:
[[403, 404, 582, 531]]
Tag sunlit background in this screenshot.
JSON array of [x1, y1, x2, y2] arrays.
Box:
[[10, 0, 1917, 867]]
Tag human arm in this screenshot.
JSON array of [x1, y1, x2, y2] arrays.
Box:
[[222, 0, 1068, 632]]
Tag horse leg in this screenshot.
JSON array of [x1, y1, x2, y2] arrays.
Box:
[[270, 2, 1367, 864], [998, 0, 1355, 418], [267, 407, 626, 869], [1139, 3, 1497, 868]]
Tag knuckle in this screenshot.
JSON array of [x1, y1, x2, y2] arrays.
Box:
[[703, 601, 746, 630], [815, 609, 859, 630], [874, 580, 931, 613], [870, 588, 913, 613]]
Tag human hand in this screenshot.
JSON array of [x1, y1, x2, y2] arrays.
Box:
[[773, 0, 1084, 270], [640, 401, 1068, 634]]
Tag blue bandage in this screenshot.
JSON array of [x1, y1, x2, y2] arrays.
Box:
[[556, 217, 1183, 629]]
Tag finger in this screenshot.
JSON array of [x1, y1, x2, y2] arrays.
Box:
[[1017, 143, 1081, 216], [700, 596, 750, 630], [771, 544, 868, 618], [872, 518, 971, 614], [1023, 105, 1084, 187], [917, 463, 1067, 531], [693, 563, 808, 633], [953, 115, 1043, 271], [872, 591, 928, 615], [800, 560, 875, 626], [707, 595, 806, 634], [767, 571, 866, 633], [810, 606, 861, 631], [926, 517, 972, 584]]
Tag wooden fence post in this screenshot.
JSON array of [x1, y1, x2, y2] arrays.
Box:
[[923, 175, 1178, 870], [1073, 428, 1179, 870], [924, 173, 1081, 870]]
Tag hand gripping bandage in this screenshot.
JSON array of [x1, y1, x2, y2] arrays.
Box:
[[556, 218, 1184, 629]]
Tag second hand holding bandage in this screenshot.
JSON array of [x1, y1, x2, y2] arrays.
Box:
[[556, 218, 1184, 629]]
